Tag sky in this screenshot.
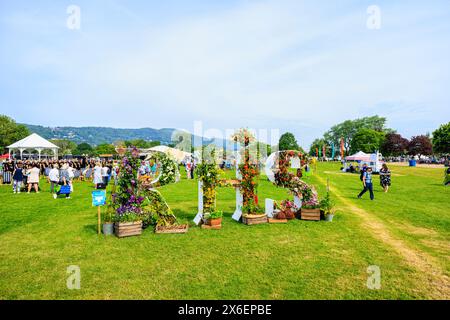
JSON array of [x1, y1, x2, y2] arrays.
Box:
[[0, 0, 449, 148]]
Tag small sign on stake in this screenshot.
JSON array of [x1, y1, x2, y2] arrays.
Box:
[[92, 190, 107, 235]]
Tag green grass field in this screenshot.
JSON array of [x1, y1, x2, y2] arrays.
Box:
[[0, 162, 449, 300]]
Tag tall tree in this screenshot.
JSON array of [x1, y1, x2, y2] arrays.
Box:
[[408, 135, 433, 156], [0, 115, 30, 153], [50, 139, 77, 156], [309, 138, 327, 156], [432, 122, 450, 154], [323, 115, 390, 154], [279, 132, 300, 151], [74, 142, 93, 156], [381, 133, 409, 156], [94, 143, 117, 156], [350, 129, 385, 154]]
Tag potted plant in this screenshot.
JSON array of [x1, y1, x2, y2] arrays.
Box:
[[202, 210, 223, 229], [242, 202, 267, 225], [320, 192, 336, 222], [280, 199, 297, 220], [112, 148, 145, 238], [113, 212, 143, 238], [102, 205, 115, 235]]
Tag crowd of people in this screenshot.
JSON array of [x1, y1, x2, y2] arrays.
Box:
[[0, 158, 120, 198]]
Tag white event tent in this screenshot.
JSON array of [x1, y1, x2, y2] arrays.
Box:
[[7, 133, 59, 160], [143, 145, 193, 163]]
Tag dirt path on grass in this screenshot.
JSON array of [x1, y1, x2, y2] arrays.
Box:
[[315, 175, 450, 299]]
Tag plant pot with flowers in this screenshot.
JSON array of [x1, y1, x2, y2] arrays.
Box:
[[114, 212, 143, 238], [299, 188, 321, 221], [112, 147, 145, 238]]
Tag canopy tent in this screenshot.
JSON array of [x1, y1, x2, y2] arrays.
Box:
[[345, 151, 371, 162], [0, 153, 10, 160], [7, 133, 59, 160], [143, 145, 193, 163], [344, 151, 383, 173]]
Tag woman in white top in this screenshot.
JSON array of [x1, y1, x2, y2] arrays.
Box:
[[27, 164, 41, 193], [93, 163, 103, 189]]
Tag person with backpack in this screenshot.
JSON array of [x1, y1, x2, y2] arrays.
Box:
[[54, 165, 71, 199], [358, 167, 375, 200]]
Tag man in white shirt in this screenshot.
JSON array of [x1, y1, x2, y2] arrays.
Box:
[[48, 164, 60, 194]]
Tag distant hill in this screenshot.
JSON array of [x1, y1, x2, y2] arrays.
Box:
[[23, 124, 177, 146], [23, 124, 231, 148]]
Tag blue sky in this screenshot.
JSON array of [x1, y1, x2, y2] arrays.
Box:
[[0, 0, 449, 148]]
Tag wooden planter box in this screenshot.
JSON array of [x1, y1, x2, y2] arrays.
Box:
[[202, 217, 222, 229], [155, 224, 189, 234], [300, 209, 321, 221], [114, 221, 143, 238], [242, 214, 268, 225], [268, 218, 288, 224]]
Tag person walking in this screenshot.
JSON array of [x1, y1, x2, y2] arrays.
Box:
[[93, 162, 103, 189], [379, 163, 391, 192], [12, 163, 24, 193], [358, 167, 374, 200]]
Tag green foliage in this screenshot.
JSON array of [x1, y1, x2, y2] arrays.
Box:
[[24, 124, 174, 146], [309, 138, 327, 156], [350, 128, 385, 154], [0, 162, 449, 299], [204, 211, 223, 220], [0, 115, 30, 153], [323, 115, 391, 155], [279, 132, 300, 151], [50, 139, 77, 156], [125, 139, 161, 148], [141, 189, 177, 227], [320, 192, 335, 215], [196, 148, 221, 213], [432, 122, 450, 154], [74, 142, 93, 156], [153, 152, 179, 186], [94, 143, 117, 156]]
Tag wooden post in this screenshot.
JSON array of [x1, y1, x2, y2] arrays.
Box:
[[97, 206, 101, 235]]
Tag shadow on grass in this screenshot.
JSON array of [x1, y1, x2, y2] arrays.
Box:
[[83, 224, 99, 234]]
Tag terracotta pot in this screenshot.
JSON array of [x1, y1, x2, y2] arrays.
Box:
[[209, 218, 222, 226]]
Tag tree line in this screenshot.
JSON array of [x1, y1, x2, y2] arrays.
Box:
[[309, 115, 449, 157], [0, 115, 161, 156]]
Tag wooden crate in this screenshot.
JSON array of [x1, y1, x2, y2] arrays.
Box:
[[201, 224, 222, 230], [114, 221, 142, 238], [155, 224, 189, 234], [242, 214, 268, 225], [300, 209, 321, 221], [268, 218, 288, 224]]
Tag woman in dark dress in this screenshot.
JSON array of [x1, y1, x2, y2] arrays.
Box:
[[379, 163, 391, 193], [3, 161, 12, 184]]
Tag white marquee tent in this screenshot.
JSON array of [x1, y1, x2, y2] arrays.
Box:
[[7, 133, 59, 160], [143, 145, 193, 163]]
